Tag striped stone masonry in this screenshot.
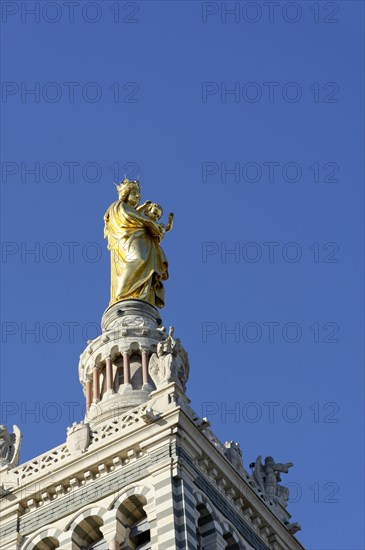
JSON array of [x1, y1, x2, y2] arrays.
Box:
[[0, 383, 305, 550]]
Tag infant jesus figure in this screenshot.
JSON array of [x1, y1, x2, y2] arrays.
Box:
[[136, 201, 174, 241]]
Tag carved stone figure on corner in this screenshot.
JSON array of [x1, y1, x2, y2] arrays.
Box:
[[285, 521, 302, 535], [224, 441, 244, 472], [250, 455, 293, 507], [149, 327, 189, 391], [0, 425, 22, 468]]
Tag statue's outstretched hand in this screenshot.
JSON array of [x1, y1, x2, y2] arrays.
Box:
[[166, 212, 174, 232]]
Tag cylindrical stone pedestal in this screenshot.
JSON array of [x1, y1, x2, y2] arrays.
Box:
[[101, 299, 162, 333]]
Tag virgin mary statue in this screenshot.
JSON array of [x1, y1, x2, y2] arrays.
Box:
[[104, 179, 169, 308]]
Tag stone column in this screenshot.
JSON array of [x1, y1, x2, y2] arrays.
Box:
[[141, 350, 150, 388], [123, 352, 131, 385], [85, 379, 92, 411], [58, 531, 83, 549], [144, 503, 158, 550], [93, 366, 100, 403], [100, 511, 126, 550], [105, 356, 114, 394]]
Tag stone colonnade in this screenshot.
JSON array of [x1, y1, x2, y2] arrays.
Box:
[[85, 350, 152, 410]]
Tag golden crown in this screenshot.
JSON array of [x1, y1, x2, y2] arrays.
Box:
[[115, 178, 141, 194]]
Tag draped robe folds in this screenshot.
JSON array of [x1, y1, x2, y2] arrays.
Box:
[[104, 200, 169, 308]]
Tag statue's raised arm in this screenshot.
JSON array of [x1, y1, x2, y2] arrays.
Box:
[[104, 179, 173, 309]]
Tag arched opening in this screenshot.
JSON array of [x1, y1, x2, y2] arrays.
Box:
[[223, 532, 240, 549], [129, 353, 143, 390], [118, 494, 151, 549], [196, 503, 215, 549], [73, 515, 106, 550], [32, 538, 59, 550]]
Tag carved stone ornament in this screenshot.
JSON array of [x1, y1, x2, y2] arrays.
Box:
[[224, 441, 244, 472], [251, 455, 294, 507], [66, 422, 90, 454], [0, 424, 22, 468], [149, 327, 189, 391]]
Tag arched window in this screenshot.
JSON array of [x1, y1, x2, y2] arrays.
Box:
[[33, 538, 59, 550], [118, 494, 151, 549], [223, 532, 240, 549], [196, 503, 215, 549], [73, 515, 106, 550]]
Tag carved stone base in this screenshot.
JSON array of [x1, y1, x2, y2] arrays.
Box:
[[86, 390, 153, 428], [101, 299, 162, 333], [79, 300, 189, 429]]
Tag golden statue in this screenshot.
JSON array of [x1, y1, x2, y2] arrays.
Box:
[[104, 179, 174, 308]]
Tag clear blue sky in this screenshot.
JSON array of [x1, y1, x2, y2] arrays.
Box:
[[1, 1, 364, 548]]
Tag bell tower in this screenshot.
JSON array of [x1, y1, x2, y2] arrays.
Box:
[[0, 181, 305, 550]]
